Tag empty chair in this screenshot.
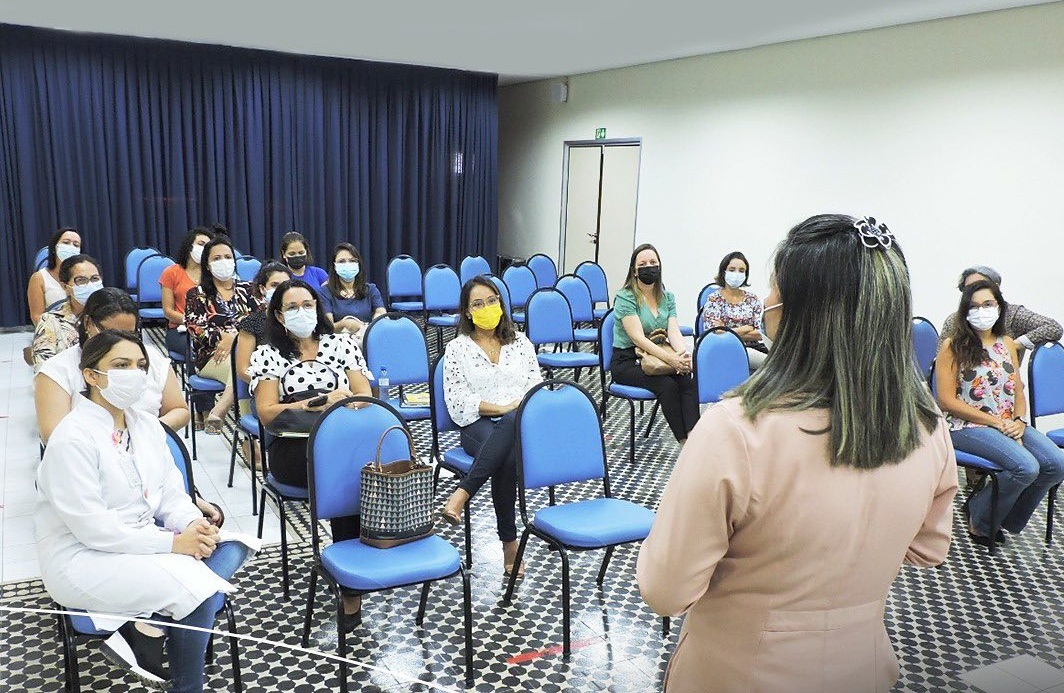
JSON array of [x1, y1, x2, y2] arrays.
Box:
[[362, 313, 432, 421], [423, 264, 462, 351], [1026, 341, 1064, 543], [502, 264, 537, 324], [459, 255, 492, 286], [598, 309, 658, 465], [693, 328, 750, 404], [525, 288, 598, 380], [136, 254, 175, 322], [526, 253, 559, 289], [575, 261, 610, 320], [386, 254, 424, 313], [125, 246, 160, 300], [488, 275, 512, 316], [912, 316, 939, 382], [555, 274, 598, 344], [236, 256, 262, 283], [32, 245, 49, 272]]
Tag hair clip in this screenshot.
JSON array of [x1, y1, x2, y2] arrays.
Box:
[[853, 216, 895, 250]]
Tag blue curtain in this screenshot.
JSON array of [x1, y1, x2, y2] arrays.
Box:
[[0, 24, 497, 327]]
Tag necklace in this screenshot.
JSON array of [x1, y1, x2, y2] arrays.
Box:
[[477, 338, 501, 361]]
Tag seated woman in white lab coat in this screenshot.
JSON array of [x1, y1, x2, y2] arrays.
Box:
[[36, 330, 254, 692]]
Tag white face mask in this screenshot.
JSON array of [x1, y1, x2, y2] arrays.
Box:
[[72, 280, 103, 306], [56, 242, 80, 262], [724, 271, 746, 289], [92, 368, 147, 410], [190, 245, 204, 264], [209, 258, 236, 281], [263, 288, 276, 305], [760, 302, 782, 349], [283, 307, 317, 338], [967, 306, 1000, 332]]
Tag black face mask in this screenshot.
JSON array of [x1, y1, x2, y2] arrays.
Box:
[[285, 254, 307, 270], [636, 265, 661, 286]]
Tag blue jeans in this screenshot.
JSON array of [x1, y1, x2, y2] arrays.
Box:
[[169, 541, 252, 693], [951, 426, 1064, 535]]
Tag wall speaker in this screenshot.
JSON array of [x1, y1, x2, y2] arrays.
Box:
[[551, 80, 569, 103]]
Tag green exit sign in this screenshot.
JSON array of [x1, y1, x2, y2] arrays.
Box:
[[595, 128, 606, 140]]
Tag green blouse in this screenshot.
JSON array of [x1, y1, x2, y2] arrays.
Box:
[[612, 287, 676, 350]]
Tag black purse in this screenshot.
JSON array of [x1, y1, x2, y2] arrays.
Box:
[[264, 360, 340, 436]]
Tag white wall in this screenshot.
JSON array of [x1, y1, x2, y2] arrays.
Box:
[[498, 3, 1064, 329]]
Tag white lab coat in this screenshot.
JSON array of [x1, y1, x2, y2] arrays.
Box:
[[35, 396, 236, 629]]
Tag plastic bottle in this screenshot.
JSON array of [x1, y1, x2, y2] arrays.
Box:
[[378, 366, 390, 401]]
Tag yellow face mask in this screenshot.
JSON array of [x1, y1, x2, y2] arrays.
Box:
[[470, 302, 503, 330]]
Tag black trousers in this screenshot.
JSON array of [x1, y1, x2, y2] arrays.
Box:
[[611, 347, 699, 441], [457, 412, 518, 543], [269, 437, 359, 542]]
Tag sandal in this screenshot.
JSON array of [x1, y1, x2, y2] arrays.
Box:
[[204, 416, 224, 436], [504, 562, 526, 580]]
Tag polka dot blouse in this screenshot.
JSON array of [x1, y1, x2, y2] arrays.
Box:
[[247, 333, 373, 396]]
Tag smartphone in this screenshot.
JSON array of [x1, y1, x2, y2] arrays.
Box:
[[306, 395, 328, 408]]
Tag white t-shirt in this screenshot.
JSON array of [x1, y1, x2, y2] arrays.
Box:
[[38, 343, 172, 416]]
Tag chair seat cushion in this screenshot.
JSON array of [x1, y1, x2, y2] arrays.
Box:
[[265, 473, 309, 499], [139, 308, 165, 320], [538, 352, 599, 368], [512, 312, 525, 324], [574, 328, 598, 342], [391, 301, 424, 312], [321, 535, 461, 591], [593, 307, 608, 319], [679, 324, 694, 337], [442, 447, 474, 474], [239, 414, 260, 436], [1047, 429, 1064, 447], [188, 375, 225, 392], [428, 314, 459, 327], [608, 382, 656, 400], [68, 613, 112, 635], [382, 396, 430, 421], [168, 350, 186, 362], [533, 498, 655, 548], [954, 450, 1003, 472]]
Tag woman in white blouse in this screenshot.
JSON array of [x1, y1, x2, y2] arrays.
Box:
[[36, 330, 253, 692], [440, 276, 543, 578]]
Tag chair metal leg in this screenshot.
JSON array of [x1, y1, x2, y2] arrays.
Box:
[[190, 406, 199, 460], [1047, 483, 1059, 545], [644, 401, 659, 438], [627, 399, 637, 466], [988, 473, 1000, 556], [206, 632, 215, 664], [560, 545, 572, 658], [249, 440, 258, 517], [548, 486, 556, 506], [503, 529, 530, 604], [416, 582, 431, 626], [432, 463, 442, 495], [279, 501, 290, 599], [662, 616, 670, 637], [223, 598, 243, 693], [333, 581, 350, 693], [461, 566, 474, 688], [596, 546, 614, 587], [256, 490, 267, 538], [57, 613, 78, 693], [301, 569, 319, 647], [463, 503, 473, 568], [227, 428, 239, 487]]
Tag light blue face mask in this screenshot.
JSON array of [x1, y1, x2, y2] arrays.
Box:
[[724, 271, 746, 289], [335, 262, 360, 282], [283, 307, 318, 338], [72, 280, 103, 306]]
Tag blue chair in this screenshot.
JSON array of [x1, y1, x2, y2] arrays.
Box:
[[429, 355, 474, 566], [386, 254, 425, 314], [693, 283, 722, 337], [526, 253, 558, 289], [236, 256, 261, 283], [32, 245, 49, 272], [300, 397, 473, 691], [184, 331, 225, 462], [362, 313, 431, 422], [459, 255, 492, 286], [502, 381, 665, 656], [423, 264, 461, 352], [254, 427, 308, 601], [1026, 341, 1064, 544], [526, 288, 597, 380], [502, 264, 536, 325], [56, 424, 242, 693], [598, 309, 658, 465], [554, 274, 599, 344], [912, 316, 939, 382], [488, 275, 512, 316], [576, 261, 610, 320], [694, 328, 749, 404], [136, 254, 174, 322], [228, 339, 262, 515], [125, 246, 160, 302]]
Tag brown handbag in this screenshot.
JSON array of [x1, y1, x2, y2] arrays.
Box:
[[359, 425, 435, 549], [635, 328, 676, 376]]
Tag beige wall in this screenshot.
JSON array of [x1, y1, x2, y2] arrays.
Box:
[[499, 3, 1064, 329]]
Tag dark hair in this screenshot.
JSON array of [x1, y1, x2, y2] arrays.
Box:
[[199, 235, 236, 300], [78, 288, 139, 346], [623, 243, 664, 308], [956, 265, 1002, 292], [715, 251, 751, 287], [326, 242, 367, 301], [175, 227, 212, 268], [457, 276, 516, 345], [211, 223, 230, 237], [280, 231, 313, 265], [948, 279, 1008, 371], [252, 261, 292, 296], [59, 254, 101, 285], [732, 214, 940, 469], [46, 227, 81, 271], [264, 279, 333, 359], [79, 330, 150, 392]]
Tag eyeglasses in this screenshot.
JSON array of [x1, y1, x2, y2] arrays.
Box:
[[970, 300, 999, 309], [469, 296, 500, 310], [282, 301, 317, 311], [70, 275, 102, 287]]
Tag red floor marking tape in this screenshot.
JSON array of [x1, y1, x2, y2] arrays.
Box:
[[507, 636, 605, 664]]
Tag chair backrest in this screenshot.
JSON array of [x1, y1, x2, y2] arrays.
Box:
[[125, 247, 161, 292], [386, 254, 423, 300], [555, 274, 595, 323], [423, 264, 461, 313], [308, 397, 411, 522], [525, 288, 576, 346], [33, 246, 49, 272], [431, 355, 460, 438], [137, 254, 175, 305], [526, 253, 558, 289], [516, 381, 606, 490], [575, 261, 609, 305], [236, 256, 262, 283], [1029, 341, 1064, 420], [363, 313, 430, 385], [459, 255, 491, 286], [694, 283, 722, 337], [694, 328, 749, 404], [502, 264, 536, 310], [163, 423, 194, 495], [599, 309, 617, 372], [911, 316, 939, 380], [488, 275, 512, 315]]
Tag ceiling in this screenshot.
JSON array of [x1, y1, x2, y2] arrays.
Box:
[[1, 0, 1056, 84]]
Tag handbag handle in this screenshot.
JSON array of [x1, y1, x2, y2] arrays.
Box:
[[373, 424, 418, 471]]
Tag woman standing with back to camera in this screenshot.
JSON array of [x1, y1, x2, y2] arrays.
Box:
[[639, 215, 957, 693]]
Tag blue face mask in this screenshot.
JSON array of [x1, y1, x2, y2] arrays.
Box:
[[283, 307, 318, 339], [335, 262, 360, 282], [72, 280, 103, 306]]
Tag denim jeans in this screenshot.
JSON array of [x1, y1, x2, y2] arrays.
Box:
[[951, 426, 1064, 535], [169, 541, 252, 693], [458, 412, 518, 543]]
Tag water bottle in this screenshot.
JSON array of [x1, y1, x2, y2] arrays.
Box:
[[378, 366, 390, 401]]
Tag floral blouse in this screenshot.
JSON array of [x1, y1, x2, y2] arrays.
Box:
[[443, 333, 542, 427], [702, 291, 766, 350], [184, 283, 260, 370], [946, 338, 1017, 431], [31, 301, 79, 373]]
